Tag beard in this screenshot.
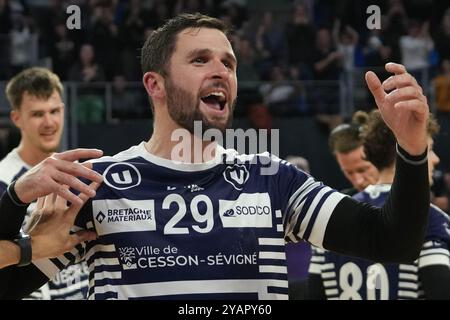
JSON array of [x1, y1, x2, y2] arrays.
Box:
[[165, 77, 235, 136]]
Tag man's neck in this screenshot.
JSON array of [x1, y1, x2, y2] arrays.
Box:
[[377, 166, 395, 185], [16, 142, 53, 167]]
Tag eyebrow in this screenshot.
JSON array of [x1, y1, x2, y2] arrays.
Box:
[[186, 48, 237, 66]]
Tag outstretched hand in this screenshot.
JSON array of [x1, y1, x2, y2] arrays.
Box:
[[26, 183, 99, 260], [14, 148, 104, 205], [365, 63, 429, 155]]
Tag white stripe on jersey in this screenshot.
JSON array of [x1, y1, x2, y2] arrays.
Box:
[[420, 248, 450, 256], [325, 289, 339, 296], [258, 265, 287, 274], [398, 290, 418, 299], [321, 263, 335, 271], [258, 238, 284, 246], [398, 282, 419, 290], [418, 254, 450, 268], [297, 187, 334, 239], [308, 263, 322, 274], [399, 273, 418, 281], [275, 210, 282, 218], [399, 264, 418, 272], [93, 279, 289, 300], [258, 251, 286, 260], [322, 271, 336, 279], [307, 192, 346, 247], [85, 244, 116, 262], [323, 280, 337, 288], [311, 255, 325, 262]]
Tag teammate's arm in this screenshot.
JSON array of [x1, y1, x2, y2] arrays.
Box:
[[0, 187, 97, 299]]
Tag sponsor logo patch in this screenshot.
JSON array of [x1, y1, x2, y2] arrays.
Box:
[[93, 199, 155, 236], [219, 193, 272, 228]]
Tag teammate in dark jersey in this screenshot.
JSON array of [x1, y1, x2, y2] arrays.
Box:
[[0, 13, 435, 299], [328, 112, 379, 196], [308, 110, 450, 299]]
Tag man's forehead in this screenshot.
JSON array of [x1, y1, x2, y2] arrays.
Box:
[[176, 27, 234, 54]]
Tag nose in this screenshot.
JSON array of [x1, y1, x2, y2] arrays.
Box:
[[209, 58, 230, 81], [43, 112, 55, 126], [353, 174, 365, 189]]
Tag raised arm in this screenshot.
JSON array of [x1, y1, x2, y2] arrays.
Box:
[[322, 63, 430, 262]]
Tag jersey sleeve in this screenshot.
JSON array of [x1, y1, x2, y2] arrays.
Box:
[[418, 206, 450, 269], [277, 159, 347, 249]]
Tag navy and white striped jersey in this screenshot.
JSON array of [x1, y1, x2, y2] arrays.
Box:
[[309, 184, 450, 300], [0, 148, 90, 300], [34, 142, 346, 300]]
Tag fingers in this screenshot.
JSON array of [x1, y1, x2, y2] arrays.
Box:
[[55, 186, 84, 206], [69, 230, 97, 247], [385, 86, 425, 106], [392, 99, 428, 115], [48, 158, 103, 184], [365, 71, 386, 105], [53, 148, 103, 163], [53, 169, 97, 198], [36, 197, 45, 210], [54, 186, 69, 209], [43, 192, 57, 212], [385, 62, 406, 75], [66, 182, 100, 222], [382, 73, 420, 92]]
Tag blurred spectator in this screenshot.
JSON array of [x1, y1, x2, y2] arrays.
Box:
[[235, 36, 261, 83], [9, 12, 35, 75], [50, 21, 76, 80], [285, 2, 316, 79], [399, 20, 434, 88], [333, 20, 359, 118], [434, 8, 450, 64], [88, 2, 120, 80], [119, 0, 146, 81], [111, 74, 149, 120], [68, 43, 106, 124], [433, 59, 450, 114], [259, 65, 303, 116], [255, 11, 287, 79], [312, 27, 343, 131]]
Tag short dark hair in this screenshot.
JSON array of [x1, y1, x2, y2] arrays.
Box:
[[6, 67, 63, 110], [362, 110, 440, 171], [140, 13, 230, 76], [329, 111, 369, 154]]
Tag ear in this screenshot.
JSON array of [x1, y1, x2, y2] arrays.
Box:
[[143, 71, 165, 102], [10, 110, 23, 129]]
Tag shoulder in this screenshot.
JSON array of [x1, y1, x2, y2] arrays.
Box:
[[0, 149, 29, 184]]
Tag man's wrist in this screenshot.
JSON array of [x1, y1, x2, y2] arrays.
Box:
[[396, 144, 428, 165], [7, 180, 29, 206], [12, 233, 32, 267]]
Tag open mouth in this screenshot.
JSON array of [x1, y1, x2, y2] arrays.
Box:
[[200, 91, 227, 111]]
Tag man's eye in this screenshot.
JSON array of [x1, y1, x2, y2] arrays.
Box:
[[193, 57, 206, 64]]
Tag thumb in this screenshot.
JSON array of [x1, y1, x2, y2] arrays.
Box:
[[365, 71, 386, 105]]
